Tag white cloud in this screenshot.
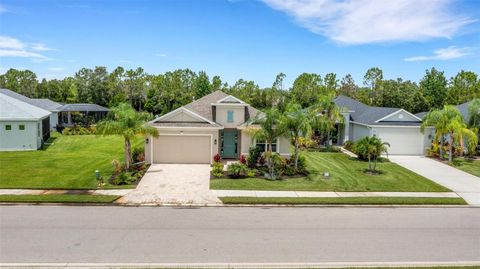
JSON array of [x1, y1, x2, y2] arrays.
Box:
[[262, 0, 473, 44], [0, 4, 7, 13], [404, 46, 473, 62], [31, 43, 53, 51], [155, 53, 167, 57], [0, 36, 52, 61]]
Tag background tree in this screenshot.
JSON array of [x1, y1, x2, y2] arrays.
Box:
[[420, 67, 448, 109], [97, 103, 159, 171], [338, 74, 358, 97], [363, 67, 383, 104], [445, 70, 479, 105], [282, 103, 312, 169], [194, 71, 212, 99], [291, 73, 323, 108]]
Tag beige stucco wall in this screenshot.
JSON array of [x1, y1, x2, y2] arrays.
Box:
[[145, 128, 219, 164], [0, 120, 41, 151], [240, 130, 291, 156], [215, 106, 245, 128]]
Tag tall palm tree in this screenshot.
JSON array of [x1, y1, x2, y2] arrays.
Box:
[[282, 102, 313, 169], [97, 103, 159, 171], [422, 105, 477, 162], [311, 93, 343, 147]]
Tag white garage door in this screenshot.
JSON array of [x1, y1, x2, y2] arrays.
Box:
[[153, 135, 211, 164], [374, 127, 423, 155]]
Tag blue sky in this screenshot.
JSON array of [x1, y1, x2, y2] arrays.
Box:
[[0, 0, 479, 87]]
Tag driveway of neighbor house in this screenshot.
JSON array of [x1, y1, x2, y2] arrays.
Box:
[[390, 156, 480, 206], [118, 164, 221, 205]]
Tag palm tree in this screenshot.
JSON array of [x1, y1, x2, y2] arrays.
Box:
[[311, 93, 343, 147], [422, 105, 477, 162], [282, 103, 313, 169], [354, 136, 389, 172], [249, 108, 286, 179], [97, 103, 159, 171]]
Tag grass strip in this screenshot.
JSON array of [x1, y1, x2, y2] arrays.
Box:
[[0, 194, 120, 203], [220, 196, 467, 205]]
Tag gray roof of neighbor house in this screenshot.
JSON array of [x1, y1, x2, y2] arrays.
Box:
[[333, 95, 420, 126], [0, 88, 62, 112], [58, 103, 109, 112], [0, 93, 51, 121], [151, 90, 260, 128], [415, 100, 475, 121]]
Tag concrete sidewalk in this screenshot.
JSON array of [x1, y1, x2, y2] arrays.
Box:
[[390, 156, 480, 205], [0, 189, 133, 196], [212, 190, 460, 198]]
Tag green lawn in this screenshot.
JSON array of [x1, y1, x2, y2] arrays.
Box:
[[211, 152, 450, 192], [452, 158, 480, 177], [0, 194, 120, 203], [220, 197, 467, 205], [0, 133, 142, 189]]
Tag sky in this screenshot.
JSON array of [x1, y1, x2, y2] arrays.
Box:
[[0, 0, 479, 87]]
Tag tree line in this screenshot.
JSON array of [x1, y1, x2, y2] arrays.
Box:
[[1, 67, 479, 114]]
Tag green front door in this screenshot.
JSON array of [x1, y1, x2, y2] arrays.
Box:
[[222, 130, 238, 158]]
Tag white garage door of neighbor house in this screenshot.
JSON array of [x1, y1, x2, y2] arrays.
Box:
[[375, 128, 423, 155], [153, 135, 211, 164]]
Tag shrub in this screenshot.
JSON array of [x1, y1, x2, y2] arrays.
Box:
[[239, 154, 247, 164], [62, 125, 95, 135], [212, 161, 224, 178], [246, 169, 258, 178], [213, 153, 221, 162], [343, 140, 355, 151], [227, 162, 248, 178], [112, 159, 124, 174], [132, 147, 145, 163], [296, 155, 307, 174], [112, 171, 136, 185], [247, 147, 262, 168], [298, 137, 319, 149]]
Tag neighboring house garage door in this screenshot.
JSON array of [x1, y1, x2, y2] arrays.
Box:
[[374, 127, 423, 155], [153, 135, 211, 164]]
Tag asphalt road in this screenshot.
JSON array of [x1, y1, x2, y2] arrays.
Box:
[[0, 206, 479, 264]]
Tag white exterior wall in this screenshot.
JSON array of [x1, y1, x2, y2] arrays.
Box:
[[50, 112, 58, 130], [240, 130, 291, 157], [215, 106, 245, 128], [372, 126, 426, 155], [350, 123, 371, 141], [0, 121, 41, 151], [145, 128, 219, 164]]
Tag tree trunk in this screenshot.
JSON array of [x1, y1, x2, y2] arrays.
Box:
[[368, 155, 371, 171], [448, 135, 453, 163], [373, 156, 377, 172], [294, 136, 299, 170], [460, 136, 464, 157], [439, 135, 445, 159], [124, 138, 131, 171]]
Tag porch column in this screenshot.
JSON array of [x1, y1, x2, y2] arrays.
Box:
[[341, 112, 350, 144], [67, 112, 72, 125]]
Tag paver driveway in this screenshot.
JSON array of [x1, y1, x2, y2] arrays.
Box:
[[390, 156, 480, 206], [118, 164, 221, 205]]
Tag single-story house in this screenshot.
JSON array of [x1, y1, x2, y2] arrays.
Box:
[[334, 95, 435, 155], [0, 88, 62, 130], [145, 90, 291, 164], [57, 103, 109, 127], [0, 92, 51, 151]]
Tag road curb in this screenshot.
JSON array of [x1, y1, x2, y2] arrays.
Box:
[[1, 261, 480, 268]]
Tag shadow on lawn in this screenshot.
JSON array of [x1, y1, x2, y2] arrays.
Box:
[[41, 135, 58, 150]]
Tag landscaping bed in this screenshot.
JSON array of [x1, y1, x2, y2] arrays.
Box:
[[211, 152, 450, 192], [451, 158, 480, 177], [0, 194, 120, 203], [0, 133, 143, 189], [220, 197, 467, 205]]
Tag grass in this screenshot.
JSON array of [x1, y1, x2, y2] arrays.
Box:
[[0, 194, 120, 203], [452, 158, 480, 177], [211, 152, 450, 192], [0, 132, 142, 189], [220, 197, 467, 205]]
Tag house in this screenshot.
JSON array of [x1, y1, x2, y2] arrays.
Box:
[[0, 88, 109, 130], [57, 103, 109, 127], [144, 91, 291, 164], [334, 95, 434, 155], [0, 93, 51, 151], [0, 88, 62, 130]]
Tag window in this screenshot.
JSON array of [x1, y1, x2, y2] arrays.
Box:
[[5, 125, 11, 131], [227, 111, 234, 123], [19, 125, 25, 131], [255, 139, 277, 152]]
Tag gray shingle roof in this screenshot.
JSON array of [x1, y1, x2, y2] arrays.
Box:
[[0, 88, 62, 112], [334, 95, 420, 126], [0, 93, 51, 121], [58, 103, 109, 112], [456, 101, 472, 122], [152, 122, 221, 128]]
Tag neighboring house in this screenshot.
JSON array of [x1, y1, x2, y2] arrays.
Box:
[[145, 91, 291, 164], [0, 88, 109, 129], [0, 88, 62, 130], [0, 93, 51, 151], [334, 95, 434, 155], [57, 103, 109, 127]]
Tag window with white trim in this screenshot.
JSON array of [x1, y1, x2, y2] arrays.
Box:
[[255, 138, 278, 152]]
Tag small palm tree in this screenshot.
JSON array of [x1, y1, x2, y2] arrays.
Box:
[[97, 103, 159, 171], [354, 136, 389, 173], [282, 102, 313, 169], [311, 94, 343, 147]]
